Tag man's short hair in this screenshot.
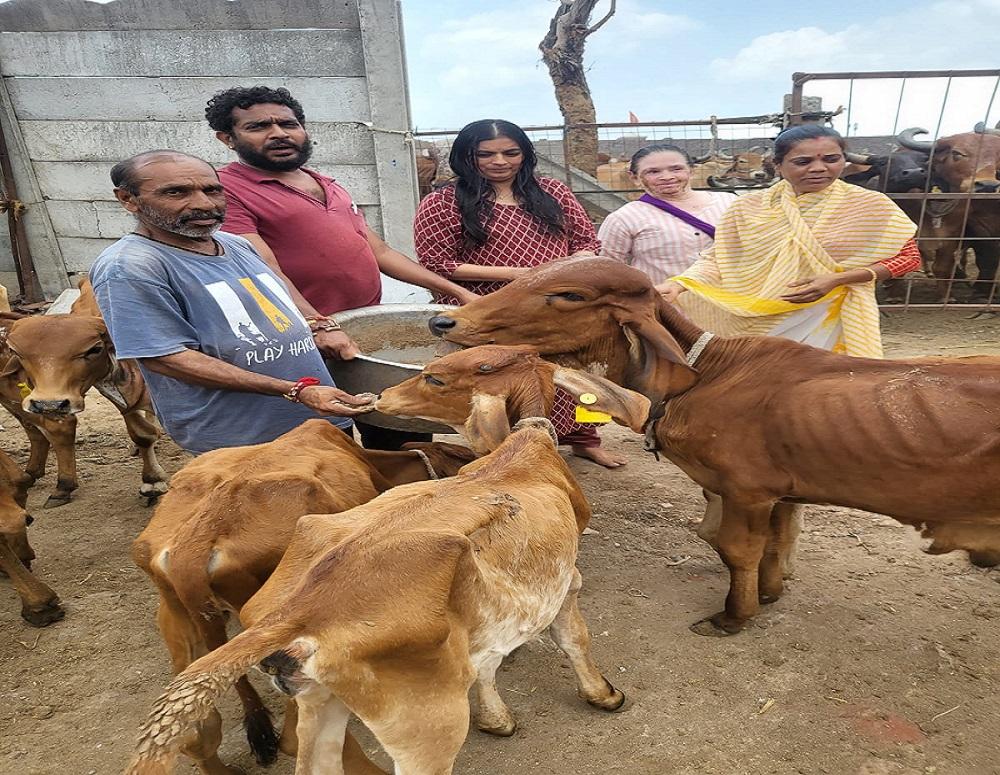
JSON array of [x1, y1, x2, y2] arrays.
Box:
[[205, 86, 307, 133], [110, 150, 215, 195]]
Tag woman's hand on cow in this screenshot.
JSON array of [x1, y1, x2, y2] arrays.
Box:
[[656, 280, 687, 304], [298, 386, 377, 417], [313, 330, 361, 360], [781, 273, 843, 304]]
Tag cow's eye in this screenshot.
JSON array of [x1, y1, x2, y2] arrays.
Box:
[[83, 344, 104, 357], [424, 374, 444, 387], [547, 292, 587, 303]]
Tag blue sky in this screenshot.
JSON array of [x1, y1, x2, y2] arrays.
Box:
[[401, 0, 1000, 136]]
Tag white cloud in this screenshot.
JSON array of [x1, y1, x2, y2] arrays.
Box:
[[412, 0, 697, 126], [711, 0, 1000, 79], [708, 0, 1000, 136], [709, 27, 854, 81]]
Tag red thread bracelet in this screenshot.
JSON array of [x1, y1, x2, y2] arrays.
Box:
[[283, 377, 321, 403]]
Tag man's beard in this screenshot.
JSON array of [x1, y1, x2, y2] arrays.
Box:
[[136, 203, 224, 239], [233, 136, 314, 172]]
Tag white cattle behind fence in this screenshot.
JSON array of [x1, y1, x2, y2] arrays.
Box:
[[0, 0, 427, 303]]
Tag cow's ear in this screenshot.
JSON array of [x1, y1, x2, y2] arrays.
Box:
[[611, 296, 698, 399], [0, 353, 22, 378], [552, 367, 651, 433], [502, 358, 556, 424], [463, 392, 511, 455]]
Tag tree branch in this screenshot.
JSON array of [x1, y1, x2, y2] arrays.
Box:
[[586, 0, 616, 36]]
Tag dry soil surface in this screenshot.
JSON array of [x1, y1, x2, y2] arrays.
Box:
[[3, 310, 1000, 775]]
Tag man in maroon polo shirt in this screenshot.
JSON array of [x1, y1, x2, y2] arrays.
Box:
[[207, 86, 475, 450]]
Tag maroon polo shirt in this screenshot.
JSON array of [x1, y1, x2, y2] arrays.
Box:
[[218, 163, 382, 315]]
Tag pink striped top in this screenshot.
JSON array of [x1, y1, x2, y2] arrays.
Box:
[[598, 192, 736, 282]]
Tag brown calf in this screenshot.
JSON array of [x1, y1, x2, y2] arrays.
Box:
[[132, 419, 474, 775], [128, 420, 625, 775], [0, 448, 63, 626], [0, 314, 166, 506], [428, 256, 1000, 636], [376, 343, 649, 454]]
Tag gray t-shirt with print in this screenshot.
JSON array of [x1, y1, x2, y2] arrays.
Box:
[[90, 232, 350, 454]]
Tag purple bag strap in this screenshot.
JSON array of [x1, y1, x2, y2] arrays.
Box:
[[638, 193, 716, 239]]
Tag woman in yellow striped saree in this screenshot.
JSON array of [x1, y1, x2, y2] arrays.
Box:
[[659, 126, 920, 357]]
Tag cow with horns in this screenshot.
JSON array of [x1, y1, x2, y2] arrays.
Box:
[[891, 125, 1000, 300]]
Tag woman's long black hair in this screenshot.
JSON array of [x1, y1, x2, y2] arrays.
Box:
[[448, 119, 565, 248]]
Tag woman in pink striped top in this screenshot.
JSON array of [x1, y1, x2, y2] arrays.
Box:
[[598, 144, 735, 286]]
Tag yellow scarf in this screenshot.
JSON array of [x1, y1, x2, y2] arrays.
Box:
[[674, 179, 915, 357]]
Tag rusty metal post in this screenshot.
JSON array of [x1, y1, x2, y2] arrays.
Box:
[[0, 110, 42, 303], [561, 125, 572, 187]]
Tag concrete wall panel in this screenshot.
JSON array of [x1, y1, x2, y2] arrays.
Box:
[[0, 30, 365, 77], [45, 201, 135, 239], [58, 237, 117, 272], [0, 0, 360, 32], [6, 77, 372, 122], [21, 122, 375, 165], [35, 162, 381, 205]]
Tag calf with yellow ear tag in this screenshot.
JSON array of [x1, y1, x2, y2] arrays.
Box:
[[376, 344, 651, 455]]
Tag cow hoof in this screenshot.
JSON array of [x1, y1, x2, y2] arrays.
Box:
[[140, 480, 169, 497], [759, 593, 781, 605], [690, 613, 745, 637], [22, 601, 65, 627], [587, 685, 626, 712], [43, 493, 72, 509], [478, 718, 517, 737]]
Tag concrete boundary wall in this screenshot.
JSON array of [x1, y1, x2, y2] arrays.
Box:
[[0, 0, 423, 303]]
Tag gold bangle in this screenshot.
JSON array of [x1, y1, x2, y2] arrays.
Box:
[[861, 266, 879, 283]]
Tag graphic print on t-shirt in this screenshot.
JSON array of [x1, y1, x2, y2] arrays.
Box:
[[203, 274, 310, 356]]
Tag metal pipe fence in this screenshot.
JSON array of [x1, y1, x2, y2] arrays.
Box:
[[791, 69, 1000, 310]]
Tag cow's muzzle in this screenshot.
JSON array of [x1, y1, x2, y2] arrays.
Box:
[[27, 398, 73, 416], [428, 315, 456, 337]]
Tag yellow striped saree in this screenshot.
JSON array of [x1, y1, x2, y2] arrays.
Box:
[[673, 179, 915, 357]]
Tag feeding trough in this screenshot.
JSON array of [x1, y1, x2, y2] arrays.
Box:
[[328, 304, 456, 434]]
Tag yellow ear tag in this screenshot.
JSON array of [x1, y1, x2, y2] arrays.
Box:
[[576, 406, 612, 423], [16, 381, 31, 399]]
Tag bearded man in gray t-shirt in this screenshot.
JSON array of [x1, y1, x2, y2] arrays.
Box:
[[89, 150, 373, 454]]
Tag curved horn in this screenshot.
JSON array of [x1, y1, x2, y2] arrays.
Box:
[[897, 127, 934, 152], [691, 153, 713, 164], [844, 151, 874, 164], [705, 175, 731, 188], [974, 121, 1000, 136]]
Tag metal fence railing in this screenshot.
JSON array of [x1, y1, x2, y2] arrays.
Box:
[[791, 69, 1000, 310]]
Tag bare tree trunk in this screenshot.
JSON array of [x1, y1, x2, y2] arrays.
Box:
[[539, 0, 615, 177]]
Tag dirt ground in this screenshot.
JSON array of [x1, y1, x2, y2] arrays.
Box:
[[3, 309, 1000, 775]]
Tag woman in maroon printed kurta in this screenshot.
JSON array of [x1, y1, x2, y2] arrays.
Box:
[[414, 119, 626, 468]]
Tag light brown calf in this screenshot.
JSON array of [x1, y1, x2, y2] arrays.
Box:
[[128, 415, 631, 775], [132, 419, 475, 775], [0, 448, 63, 627], [427, 256, 1000, 637], [0, 313, 166, 506]]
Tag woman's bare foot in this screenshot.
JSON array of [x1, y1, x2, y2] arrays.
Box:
[[571, 445, 627, 469]]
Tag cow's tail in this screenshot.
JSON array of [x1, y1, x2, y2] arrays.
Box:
[[125, 621, 297, 775]]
